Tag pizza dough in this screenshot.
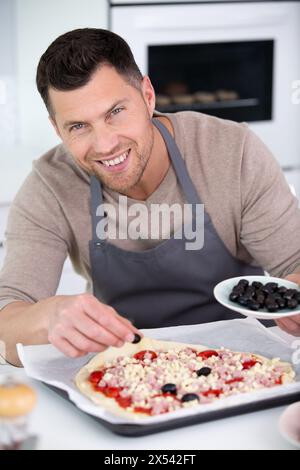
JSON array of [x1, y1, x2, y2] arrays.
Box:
[[75, 337, 295, 419]]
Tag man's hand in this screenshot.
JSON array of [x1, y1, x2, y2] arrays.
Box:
[[275, 273, 300, 336], [48, 294, 142, 358]]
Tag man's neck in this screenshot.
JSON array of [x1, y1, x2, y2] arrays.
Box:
[[125, 116, 174, 201]]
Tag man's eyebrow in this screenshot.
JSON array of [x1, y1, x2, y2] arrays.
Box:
[[62, 98, 129, 129]]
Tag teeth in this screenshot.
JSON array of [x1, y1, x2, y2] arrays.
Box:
[[102, 150, 129, 167]]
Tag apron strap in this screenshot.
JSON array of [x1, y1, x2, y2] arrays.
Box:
[[152, 118, 202, 206], [152, 118, 210, 226], [90, 175, 105, 244]]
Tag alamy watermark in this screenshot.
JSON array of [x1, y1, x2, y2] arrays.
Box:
[[95, 196, 205, 251], [291, 80, 300, 104], [0, 339, 6, 365], [292, 339, 300, 366]]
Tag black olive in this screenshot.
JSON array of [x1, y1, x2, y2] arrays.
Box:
[[276, 298, 287, 309], [232, 285, 245, 294], [245, 286, 256, 297], [262, 285, 275, 295], [161, 383, 177, 394], [233, 284, 244, 290], [228, 280, 299, 313], [132, 334, 142, 344], [196, 367, 212, 377], [181, 393, 200, 403], [283, 289, 297, 300], [229, 292, 240, 302], [252, 281, 263, 289], [255, 294, 265, 307], [287, 299, 298, 309], [247, 300, 260, 311], [265, 282, 278, 291], [238, 296, 251, 306], [277, 286, 287, 295], [265, 301, 279, 312], [266, 294, 277, 303]]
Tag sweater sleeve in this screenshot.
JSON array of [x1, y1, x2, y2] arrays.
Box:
[[239, 128, 300, 277], [0, 169, 69, 310]]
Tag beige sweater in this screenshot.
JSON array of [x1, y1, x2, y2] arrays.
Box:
[[1, 111, 300, 310]]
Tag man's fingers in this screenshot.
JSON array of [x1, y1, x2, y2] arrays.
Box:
[[284, 274, 300, 283], [276, 319, 289, 332], [82, 296, 142, 343], [52, 337, 85, 358], [64, 329, 108, 353], [113, 311, 144, 338], [276, 317, 300, 336], [72, 313, 125, 347], [49, 295, 144, 360]]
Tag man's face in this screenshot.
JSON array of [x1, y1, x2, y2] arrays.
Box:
[[49, 65, 155, 193]]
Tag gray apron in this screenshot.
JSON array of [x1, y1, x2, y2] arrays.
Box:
[[89, 118, 264, 329]]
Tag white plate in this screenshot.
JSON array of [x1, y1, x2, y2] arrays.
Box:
[[279, 402, 300, 449], [213, 275, 300, 320]]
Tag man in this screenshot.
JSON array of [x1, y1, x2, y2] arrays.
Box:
[[0, 28, 300, 367]]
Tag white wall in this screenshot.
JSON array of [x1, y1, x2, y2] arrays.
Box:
[[0, 0, 17, 148], [0, 0, 108, 202], [16, 0, 109, 152], [0, 0, 16, 75]]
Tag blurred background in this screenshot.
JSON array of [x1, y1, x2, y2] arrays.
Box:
[[0, 0, 300, 293]]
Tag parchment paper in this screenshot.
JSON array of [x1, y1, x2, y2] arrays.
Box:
[[17, 317, 300, 425]]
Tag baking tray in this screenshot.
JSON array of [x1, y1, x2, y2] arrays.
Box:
[[43, 382, 300, 437]]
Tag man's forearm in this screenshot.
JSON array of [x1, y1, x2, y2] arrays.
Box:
[[0, 299, 52, 366]]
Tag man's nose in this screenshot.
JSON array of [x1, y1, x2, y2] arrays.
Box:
[[91, 124, 119, 156]]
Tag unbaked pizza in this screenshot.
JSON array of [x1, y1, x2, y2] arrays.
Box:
[[75, 337, 295, 418]]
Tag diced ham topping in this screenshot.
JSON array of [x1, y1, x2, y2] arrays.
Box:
[[87, 346, 292, 416]]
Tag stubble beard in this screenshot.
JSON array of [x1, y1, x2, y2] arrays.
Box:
[[90, 127, 155, 194]]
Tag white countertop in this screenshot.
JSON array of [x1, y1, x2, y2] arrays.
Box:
[[1, 327, 299, 450]]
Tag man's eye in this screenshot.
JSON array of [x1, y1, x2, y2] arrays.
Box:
[[70, 123, 85, 132], [111, 107, 124, 116]]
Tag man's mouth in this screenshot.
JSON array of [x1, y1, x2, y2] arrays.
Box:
[[98, 149, 131, 170]]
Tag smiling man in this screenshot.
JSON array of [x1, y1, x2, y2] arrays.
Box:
[[50, 66, 170, 201], [0, 28, 300, 366]]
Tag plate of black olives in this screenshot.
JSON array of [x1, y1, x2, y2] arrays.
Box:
[[213, 276, 300, 319]]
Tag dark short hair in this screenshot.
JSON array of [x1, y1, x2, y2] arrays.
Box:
[[36, 28, 143, 115]]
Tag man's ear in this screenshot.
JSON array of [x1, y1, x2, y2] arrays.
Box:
[[141, 76, 156, 117], [49, 115, 62, 139]]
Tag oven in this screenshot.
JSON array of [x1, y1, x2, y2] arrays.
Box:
[[110, 0, 300, 173]]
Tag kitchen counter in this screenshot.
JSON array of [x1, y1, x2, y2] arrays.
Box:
[[1, 328, 299, 450]]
